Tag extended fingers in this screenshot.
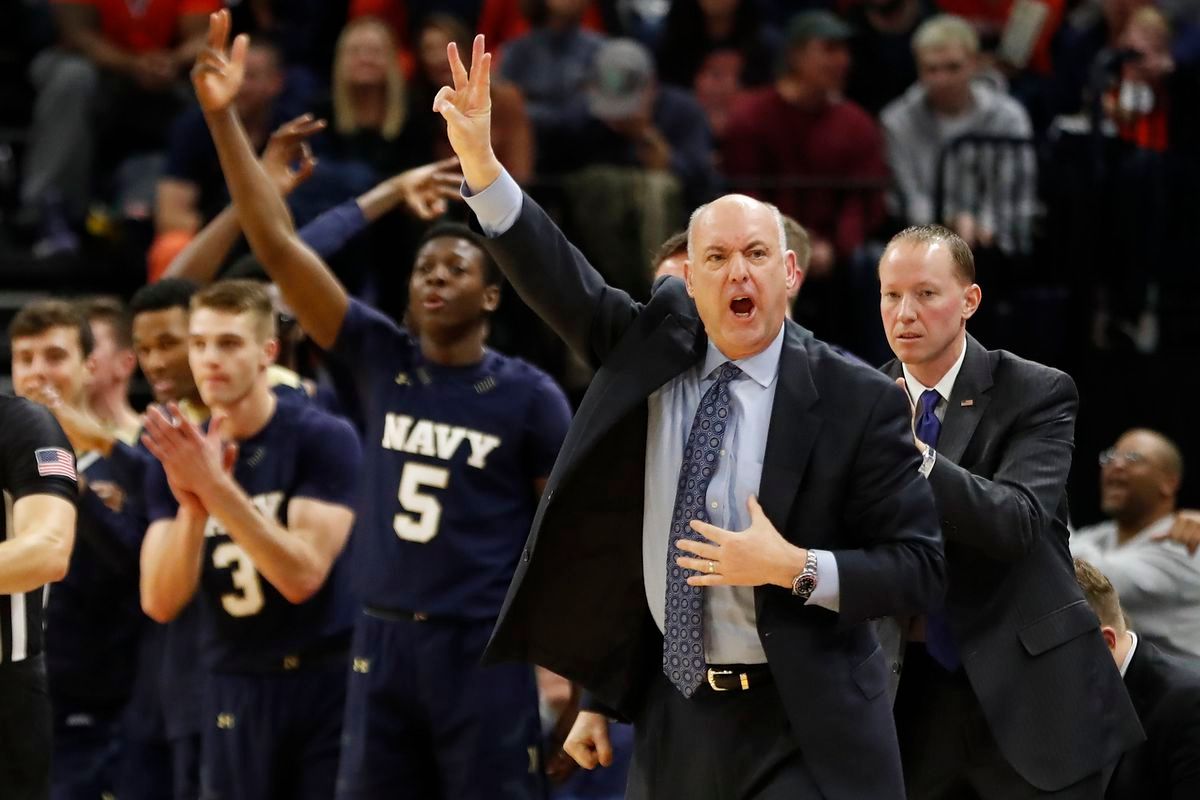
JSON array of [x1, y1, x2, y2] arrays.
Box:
[[676, 556, 720, 575], [470, 49, 492, 107], [688, 519, 728, 543], [447, 41, 469, 93], [229, 33, 249, 69], [207, 10, 229, 52], [675, 539, 719, 559]]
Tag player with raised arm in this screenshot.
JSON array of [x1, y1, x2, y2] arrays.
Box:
[[192, 11, 572, 798]]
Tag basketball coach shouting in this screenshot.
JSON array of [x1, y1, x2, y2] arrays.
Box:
[[878, 225, 1143, 798], [435, 36, 944, 799]]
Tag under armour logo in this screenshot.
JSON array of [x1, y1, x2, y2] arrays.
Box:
[[353, 658, 370, 674], [395, 372, 410, 386], [216, 713, 236, 729]]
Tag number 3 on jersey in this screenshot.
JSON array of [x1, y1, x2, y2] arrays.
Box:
[[213, 541, 266, 617], [394, 463, 450, 543]]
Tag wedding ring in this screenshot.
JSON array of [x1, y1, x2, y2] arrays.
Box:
[[707, 560, 715, 574]]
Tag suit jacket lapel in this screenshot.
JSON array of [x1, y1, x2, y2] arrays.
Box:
[[759, 324, 821, 535], [567, 312, 705, 462], [879, 334, 993, 464], [937, 335, 993, 464]]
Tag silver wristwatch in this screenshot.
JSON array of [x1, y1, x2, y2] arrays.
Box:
[[919, 445, 937, 479], [791, 550, 820, 600]]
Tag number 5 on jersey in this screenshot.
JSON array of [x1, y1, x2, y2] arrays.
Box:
[[394, 463, 450, 543]]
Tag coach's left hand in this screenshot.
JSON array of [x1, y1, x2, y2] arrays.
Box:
[[676, 495, 807, 589]]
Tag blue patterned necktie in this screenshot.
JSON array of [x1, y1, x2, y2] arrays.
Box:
[[915, 388, 961, 671], [663, 362, 742, 697]]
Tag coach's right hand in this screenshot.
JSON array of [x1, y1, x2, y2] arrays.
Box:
[[433, 35, 503, 193], [563, 711, 614, 770], [192, 10, 246, 115]]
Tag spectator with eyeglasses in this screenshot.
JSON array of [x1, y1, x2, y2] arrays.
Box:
[[1071, 428, 1200, 659]]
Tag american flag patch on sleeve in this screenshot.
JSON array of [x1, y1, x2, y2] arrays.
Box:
[[35, 448, 77, 480]]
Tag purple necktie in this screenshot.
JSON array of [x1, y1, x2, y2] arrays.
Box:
[[916, 389, 961, 670]]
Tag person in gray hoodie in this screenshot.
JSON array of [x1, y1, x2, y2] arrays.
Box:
[[882, 15, 1036, 255]]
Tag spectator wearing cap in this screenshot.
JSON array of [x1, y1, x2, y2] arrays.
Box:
[[722, 10, 888, 279], [559, 38, 717, 300], [881, 14, 1036, 255], [1072, 428, 1200, 660]]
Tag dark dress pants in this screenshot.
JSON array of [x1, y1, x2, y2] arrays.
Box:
[[626, 669, 823, 800]]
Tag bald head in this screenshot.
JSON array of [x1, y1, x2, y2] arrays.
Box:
[[688, 195, 788, 266], [1119, 428, 1183, 479], [1100, 428, 1184, 525], [682, 193, 798, 361]]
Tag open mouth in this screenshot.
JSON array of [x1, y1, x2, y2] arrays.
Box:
[[897, 332, 922, 341], [422, 295, 446, 310], [730, 296, 755, 318]]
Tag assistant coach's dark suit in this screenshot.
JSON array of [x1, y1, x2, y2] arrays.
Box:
[[883, 336, 1143, 793], [478, 193, 945, 800], [1107, 639, 1200, 799]]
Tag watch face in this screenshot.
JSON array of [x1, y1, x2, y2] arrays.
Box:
[[795, 574, 817, 596]]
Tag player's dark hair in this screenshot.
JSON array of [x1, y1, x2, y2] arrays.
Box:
[[192, 280, 278, 341], [9, 299, 95, 357], [76, 295, 132, 349], [222, 254, 271, 284], [417, 222, 505, 289], [129, 278, 198, 317], [652, 230, 688, 270]]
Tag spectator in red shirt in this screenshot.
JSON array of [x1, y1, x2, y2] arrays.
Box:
[[722, 10, 888, 277], [20, 0, 220, 249]]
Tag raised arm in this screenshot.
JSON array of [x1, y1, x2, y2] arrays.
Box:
[[435, 36, 641, 365], [164, 114, 324, 284], [192, 10, 347, 349]]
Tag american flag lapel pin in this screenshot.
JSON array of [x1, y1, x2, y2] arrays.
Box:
[[960, 399, 975, 407]]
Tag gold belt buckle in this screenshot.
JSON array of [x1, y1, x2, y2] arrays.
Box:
[[706, 668, 733, 691]]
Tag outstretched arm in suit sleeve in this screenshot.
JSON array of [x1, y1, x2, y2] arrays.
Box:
[[834, 382, 946, 624], [929, 372, 1077, 562], [438, 35, 641, 366]]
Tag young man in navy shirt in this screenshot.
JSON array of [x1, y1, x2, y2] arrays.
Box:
[[9, 300, 149, 800], [141, 280, 361, 800], [193, 12, 572, 798]]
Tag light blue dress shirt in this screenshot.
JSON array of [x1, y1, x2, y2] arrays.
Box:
[[465, 168, 840, 666]]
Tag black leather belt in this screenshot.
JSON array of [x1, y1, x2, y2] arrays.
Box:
[[704, 663, 772, 692], [364, 605, 438, 623]]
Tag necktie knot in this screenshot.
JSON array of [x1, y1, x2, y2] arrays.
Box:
[[714, 362, 742, 385], [919, 389, 941, 416]]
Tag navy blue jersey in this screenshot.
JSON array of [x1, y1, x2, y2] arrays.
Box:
[[145, 399, 361, 673], [332, 299, 571, 618], [45, 452, 145, 712]]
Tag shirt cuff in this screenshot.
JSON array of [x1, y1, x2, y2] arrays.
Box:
[[805, 549, 840, 612], [461, 167, 522, 237]]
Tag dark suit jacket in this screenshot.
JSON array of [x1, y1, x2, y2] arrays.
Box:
[[480, 193, 945, 800], [1108, 639, 1200, 799], [883, 336, 1143, 791]]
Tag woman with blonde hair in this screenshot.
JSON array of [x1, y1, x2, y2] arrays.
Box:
[[317, 16, 434, 178]]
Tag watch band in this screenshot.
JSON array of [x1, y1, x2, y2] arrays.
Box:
[[791, 549, 820, 600]]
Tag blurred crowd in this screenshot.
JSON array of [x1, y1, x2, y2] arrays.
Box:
[[1, 0, 1198, 371]]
